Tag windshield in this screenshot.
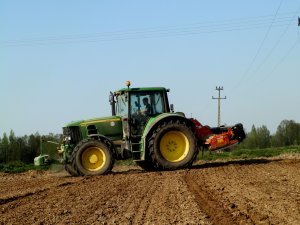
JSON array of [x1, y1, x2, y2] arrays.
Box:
[[116, 91, 165, 118], [130, 92, 164, 116]]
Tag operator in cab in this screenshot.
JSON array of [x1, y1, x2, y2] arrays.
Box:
[[141, 97, 151, 116]]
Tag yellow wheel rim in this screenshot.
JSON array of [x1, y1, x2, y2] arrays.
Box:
[[160, 131, 190, 162], [81, 147, 106, 171]]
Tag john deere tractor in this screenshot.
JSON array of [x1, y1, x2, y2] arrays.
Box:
[[58, 82, 245, 176]]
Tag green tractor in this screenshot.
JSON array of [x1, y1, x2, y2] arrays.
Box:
[[58, 82, 245, 176]]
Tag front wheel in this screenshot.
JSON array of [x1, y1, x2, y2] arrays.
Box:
[[148, 120, 198, 170], [71, 139, 114, 176]]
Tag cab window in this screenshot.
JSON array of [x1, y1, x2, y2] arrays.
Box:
[[130, 92, 164, 116], [116, 94, 128, 117]]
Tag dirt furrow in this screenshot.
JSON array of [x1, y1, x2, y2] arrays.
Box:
[[190, 160, 300, 224], [1, 159, 300, 224], [184, 170, 251, 225]]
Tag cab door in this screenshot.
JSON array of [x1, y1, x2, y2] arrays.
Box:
[[129, 91, 165, 137], [116, 93, 130, 139]]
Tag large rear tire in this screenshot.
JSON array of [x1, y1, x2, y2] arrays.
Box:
[[148, 120, 198, 170], [64, 164, 79, 176], [71, 139, 114, 176]]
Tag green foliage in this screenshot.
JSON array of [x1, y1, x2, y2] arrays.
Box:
[[198, 145, 300, 161], [240, 120, 300, 149], [0, 131, 62, 165], [115, 159, 136, 166], [256, 125, 271, 148], [0, 161, 49, 173], [239, 125, 271, 149], [272, 120, 300, 146]]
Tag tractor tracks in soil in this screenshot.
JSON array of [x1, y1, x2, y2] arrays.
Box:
[[184, 169, 253, 225], [82, 172, 209, 224], [0, 173, 83, 206], [1, 158, 300, 225]]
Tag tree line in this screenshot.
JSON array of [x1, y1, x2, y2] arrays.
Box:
[[0, 119, 300, 164], [240, 120, 300, 149], [0, 131, 61, 164]]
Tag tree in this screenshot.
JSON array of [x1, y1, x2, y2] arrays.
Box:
[[1, 133, 9, 163], [242, 125, 258, 149], [28, 134, 40, 155], [9, 130, 19, 162], [256, 125, 271, 148], [239, 125, 271, 149], [273, 120, 300, 147]]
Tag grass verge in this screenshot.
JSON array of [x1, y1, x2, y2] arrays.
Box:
[[0, 161, 49, 173], [197, 145, 300, 161]]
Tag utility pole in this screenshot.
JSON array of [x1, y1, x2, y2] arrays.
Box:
[[212, 86, 226, 127]]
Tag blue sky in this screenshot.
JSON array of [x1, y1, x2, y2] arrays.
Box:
[[1, 0, 299, 136]]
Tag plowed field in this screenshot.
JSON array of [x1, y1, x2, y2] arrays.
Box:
[[1, 156, 300, 225]]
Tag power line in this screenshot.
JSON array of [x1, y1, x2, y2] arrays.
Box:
[[0, 12, 294, 47], [252, 6, 300, 78], [244, 6, 300, 85], [231, 0, 284, 91], [260, 38, 298, 83]]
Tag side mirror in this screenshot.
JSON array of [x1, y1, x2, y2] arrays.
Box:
[[170, 104, 174, 113], [109, 92, 114, 104], [109, 92, 116, 116]]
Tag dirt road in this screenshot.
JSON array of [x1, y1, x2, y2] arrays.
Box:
[[1, 156, 300, 225]]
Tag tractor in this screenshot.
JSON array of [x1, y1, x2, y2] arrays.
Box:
[[58, 82, 245, 176]]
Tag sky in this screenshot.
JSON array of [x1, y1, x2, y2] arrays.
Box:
[[1, 0, 300, 137]]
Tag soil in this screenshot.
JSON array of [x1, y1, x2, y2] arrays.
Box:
[[1, 155, 300, 225]]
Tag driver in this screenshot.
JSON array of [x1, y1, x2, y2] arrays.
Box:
[[141, 97, 151, 116]]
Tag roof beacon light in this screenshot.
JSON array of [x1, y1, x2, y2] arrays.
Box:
[[125, 81, 131, 88]]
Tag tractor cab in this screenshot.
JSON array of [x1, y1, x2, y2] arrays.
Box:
[[111, 84, 170, 154]]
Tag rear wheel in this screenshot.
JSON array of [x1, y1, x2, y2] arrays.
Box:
[[148, 120, 198, 170], [64, 164, 79, 176], [71, 139, 114, 176]]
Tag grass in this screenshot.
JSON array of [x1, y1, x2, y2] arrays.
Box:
[[0, 161, 49, 173], [115, 159, 137, 166], [197, 145, 300, 161]]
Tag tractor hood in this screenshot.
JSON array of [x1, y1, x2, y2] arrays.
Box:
[[65, 116, 121, 127], [64, 116, 123, 141], [79, 116, 122, 127], [65, 120, 85, 127]]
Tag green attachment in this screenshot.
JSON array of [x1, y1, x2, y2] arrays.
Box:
[[34, 155, 49, 166]]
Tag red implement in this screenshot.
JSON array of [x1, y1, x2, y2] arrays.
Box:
[[190, 118, 240, 151]]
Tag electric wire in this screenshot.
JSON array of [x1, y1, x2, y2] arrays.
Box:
[[261, 38, 298, 83], [253, 6, 300, 78], [231, 0, 284, 91], [0, 13, 294, 47]]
